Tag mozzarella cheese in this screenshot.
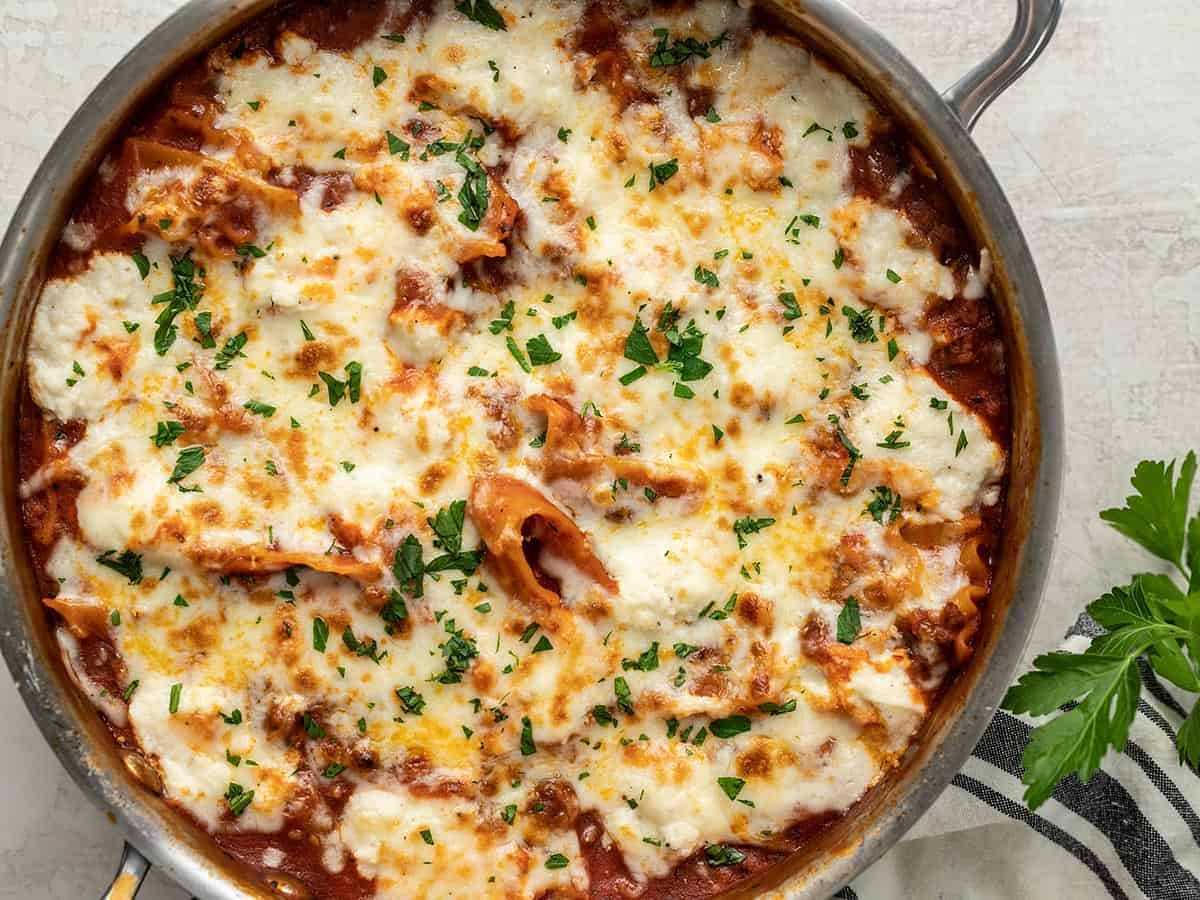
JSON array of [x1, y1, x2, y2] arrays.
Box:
[[24, 1, 1006, 897]]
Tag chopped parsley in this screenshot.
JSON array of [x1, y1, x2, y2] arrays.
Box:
[[520, 715, 536, 755], [759, 698, 797, 715], [434, 617, 479, 684], [526, 333, 561, 366], [837, 596, 861, 644], [318, 361, 363, 407], [842, 305, 878, 343], [489, 299, 516, 334], [732, 516, 775, 549], [778, 291, 803, 321], [705, 845, 746, 867], [454, 138, 490, 231], [506, 336, 531, 373], [243, 399, 275, 418], [342, 626, 386, 664], [395, 686, 426, 715], [866, 485, 902, 524], [694, 265, 719, 288], [649, 27, 727, 67], [386, 130, 410, 159], [717, 776, 745, 800], [152, 421, 185, 447], [151, 252, 205, 356], [213, 331, 248, 370], [709, 715, 750, 738], [622, 642, 660, 672], [312, 617, 329, 652], [225, 783, 254, 816], [647, 158, 679, 191], [131, 250, 150, 279], [168, 446, 205, 489], [455, 0, 506, 30], [614, 676, 634, 715]]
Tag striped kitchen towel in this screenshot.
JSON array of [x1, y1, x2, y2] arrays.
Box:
[[840, 615, 1200, 899]]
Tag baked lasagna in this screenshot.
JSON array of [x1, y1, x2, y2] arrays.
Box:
[[19, 0, 1009, 897]]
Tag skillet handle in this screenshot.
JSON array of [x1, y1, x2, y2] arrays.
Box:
[[99, 842, 151, 900], [942, 0, 1063, 131]]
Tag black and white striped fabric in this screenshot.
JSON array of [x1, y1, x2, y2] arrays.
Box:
[[838, 616, 1200, 899]]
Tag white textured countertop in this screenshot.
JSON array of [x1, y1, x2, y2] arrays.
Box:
[[1, 1, 1197, 897]]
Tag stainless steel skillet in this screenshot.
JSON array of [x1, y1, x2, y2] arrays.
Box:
[[0, 1, 1064, 896]]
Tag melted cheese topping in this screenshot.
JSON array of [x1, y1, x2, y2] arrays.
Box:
[[25, 1, 1005, 896]]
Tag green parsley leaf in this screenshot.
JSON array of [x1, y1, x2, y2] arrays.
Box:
[[225, 782, 254, 816], [386, 130, 411, 159], [758, 698, 796, 715], [865, 485, 902, 524], [836, 596, 861, 644], [455, 142, 490, 231], [455, 0, 506, 31], [151, 252, 205, 356], [704, 844, 746, 867], [243, 399, 275, 418], [842, 305, 878, 343], [648, 158, 679, 191], [214, 331, 248, 370], [526, 333, 561, 366], [1100, 453, 1197, 571], [395, 686, 426, 715], [778, 292, 803, 321], [648, 27, 727, 67], [614, 676, 634, 715], [152, 421, 185, 447], [168, 446, 205, 487], [506, 336, 531, 372], [313, 617, 329, 652], [717, 776, 745, 800], [732, 516, 775, 550], [619, 366, 647, 386], [624, 316, 659, 366], [622, 642, 660, 672], [709, 715, 750, 738]]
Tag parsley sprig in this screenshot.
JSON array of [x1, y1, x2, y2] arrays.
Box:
[[1002, 452, 1200, 809]]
